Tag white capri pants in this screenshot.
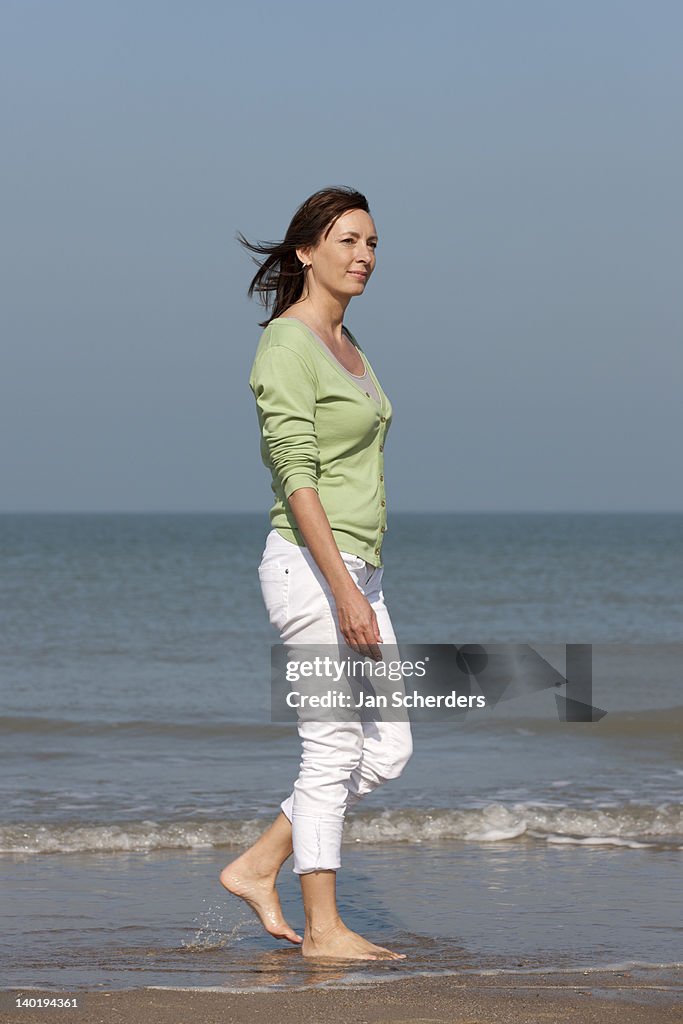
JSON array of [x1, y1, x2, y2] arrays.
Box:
[[258, 529, 413, 875]]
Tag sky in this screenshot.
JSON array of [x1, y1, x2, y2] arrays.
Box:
[[2, 0, 682, 512]]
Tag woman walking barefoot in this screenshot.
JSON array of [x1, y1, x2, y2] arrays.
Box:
[[221, 187, 412, 960]]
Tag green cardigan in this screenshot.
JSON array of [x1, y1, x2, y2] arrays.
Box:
[[249, 317, 392, 566]]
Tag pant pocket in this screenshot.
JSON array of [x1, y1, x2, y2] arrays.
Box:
[[258, 564, 289, 633], [340, 551, 366, 572], [340, 550, 373, 591]]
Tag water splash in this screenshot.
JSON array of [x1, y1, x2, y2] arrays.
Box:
[[181, 898, 245, 952]]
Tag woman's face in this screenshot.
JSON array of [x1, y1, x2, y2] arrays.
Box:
[[303, 209, 378, 300]]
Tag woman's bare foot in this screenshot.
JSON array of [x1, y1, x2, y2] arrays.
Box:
[[219, 853, 302, 944], [302, 920, 405, 961]]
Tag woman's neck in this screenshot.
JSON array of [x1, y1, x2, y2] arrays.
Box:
[[288, 294, 350, 346]]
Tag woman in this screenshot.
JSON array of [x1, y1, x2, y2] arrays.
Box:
[[220, 187, 412, 961]]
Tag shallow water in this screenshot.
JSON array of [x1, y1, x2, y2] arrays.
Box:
[[2, 843, 682, 990], [1, 512, 681, 989]]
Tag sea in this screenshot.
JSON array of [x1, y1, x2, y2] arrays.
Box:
[[1, 511, 682, 992]]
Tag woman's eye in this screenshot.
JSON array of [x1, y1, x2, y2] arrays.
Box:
[[341, 238, 377, 249]]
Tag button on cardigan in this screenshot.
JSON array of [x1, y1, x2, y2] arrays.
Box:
[[249, 317, 392, 567]]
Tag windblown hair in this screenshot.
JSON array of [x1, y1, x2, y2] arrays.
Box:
[[238, 186, 371, 326]]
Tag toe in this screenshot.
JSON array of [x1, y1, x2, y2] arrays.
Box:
[[376, 947, 405, 960]]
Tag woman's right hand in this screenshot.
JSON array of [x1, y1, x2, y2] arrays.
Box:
[[333, 581, 383, 661]]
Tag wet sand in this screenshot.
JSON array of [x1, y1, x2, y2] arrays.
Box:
[[6, 969, 683, 1024]]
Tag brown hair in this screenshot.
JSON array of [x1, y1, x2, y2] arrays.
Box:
[[238, 186, 371, 327]]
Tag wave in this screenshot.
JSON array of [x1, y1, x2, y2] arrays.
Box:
[[0, 716, 292, 739], [4, 706, 683, 739], [2, 802, 682, 854], [486, 705, 683, 738]]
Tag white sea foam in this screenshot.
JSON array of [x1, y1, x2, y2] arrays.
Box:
[[146, 959, 683, 993], [2, 801, 682, 854], [544, 834, 651, 848]]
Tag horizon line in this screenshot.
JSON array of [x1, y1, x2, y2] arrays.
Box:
[[1, 509, 682, 516]]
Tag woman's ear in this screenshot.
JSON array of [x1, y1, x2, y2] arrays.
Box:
[[295, 246, 312, 268]]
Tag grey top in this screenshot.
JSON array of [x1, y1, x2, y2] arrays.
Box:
[[280, 316, 381, 405]]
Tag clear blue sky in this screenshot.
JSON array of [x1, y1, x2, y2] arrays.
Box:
[[2, 0, 681, 512]]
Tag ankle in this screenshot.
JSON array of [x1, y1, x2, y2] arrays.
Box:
[[305, 914, 344, 941], [234, 847, 289, 877]]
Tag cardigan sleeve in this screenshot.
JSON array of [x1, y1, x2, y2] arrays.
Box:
[[250, 344, 320, 497]]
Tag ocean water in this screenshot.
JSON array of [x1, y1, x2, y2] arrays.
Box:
[[1, 512, 682, 990]]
